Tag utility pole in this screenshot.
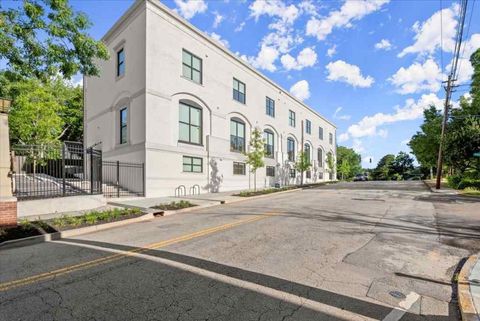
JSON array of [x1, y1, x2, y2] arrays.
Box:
[[434, 0, 468, 189], [435, 75, 454, 189]]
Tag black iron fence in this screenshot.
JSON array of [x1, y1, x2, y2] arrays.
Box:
[[11, 143, 145, 200], [102, 161, 145, 198]]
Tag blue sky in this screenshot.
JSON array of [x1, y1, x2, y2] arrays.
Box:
[[5, 0, 480, 168]]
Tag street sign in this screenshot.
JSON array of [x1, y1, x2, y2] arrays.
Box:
[[474, 152, 480, 157]]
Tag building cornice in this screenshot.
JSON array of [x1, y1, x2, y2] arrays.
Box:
[[101, 0, 337, 129]]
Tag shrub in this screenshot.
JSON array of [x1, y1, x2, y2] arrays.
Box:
[[447, 175, 463, 189], [457, 178, 480, 190]]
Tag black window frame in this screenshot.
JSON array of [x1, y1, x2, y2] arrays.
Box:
[[289, 110, 296, 127], [266, 166, 275, 177], [117, 48, 125, 77], [306, 170, 311, 179], [329, 133, 333, 145], [233, 78, 246, 104], [264, 129, 274, 159], [183, 156, 203, 173], [266, 96, 275, 117], [306, 119, 311, 134], [317, 148, 323, 168], [179, 102, 203, 145], [233, 162, 246, 175], [287, 138, 295, 162], [230, 118, 245, 153], [319, 127, 324, 140], [290, 168, 296, 178], [304, 143, 311, 163], [119, 107, 127, 144], [182, 49, 203, 84]]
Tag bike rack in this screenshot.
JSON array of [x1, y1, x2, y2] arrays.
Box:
[[175, 185, 186, 197], [189, 184, 200, 195]]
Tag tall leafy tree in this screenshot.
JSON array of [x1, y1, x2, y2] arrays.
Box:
[[391, 151, 415, 179], [336, 146, 361, 180], [244, 128, 265, 191], [0, 0, 109, 80], [408, 105, 442, 178], [294, 151, 311, 186], [326, 151, 335, 180], [372, 154, 395, 180]]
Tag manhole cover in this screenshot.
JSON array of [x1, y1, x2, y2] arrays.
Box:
[[389, 291, 406, 299]]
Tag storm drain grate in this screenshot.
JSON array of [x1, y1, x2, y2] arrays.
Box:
[[389, 290, 406, 299]]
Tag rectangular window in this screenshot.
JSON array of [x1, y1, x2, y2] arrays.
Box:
[[289, 110, 296, 127], [117, 48, 125, 77], [182, 50, 202, 84], [233, 162, 246, 175], [329, 133, 333, 145], [319, 127, 324, 140], [230, 119, 245, 152], [306, 120, 311, 134], [306, 170, 311, 179], [179, 102, 202, 145], [264, 130, 274, 158], [183, 156, 203, 173], [319, 172, 323, 180], [119, 107, 127, 144], [290, 168, 296, 178], [317, 149, 323, 167], [233, 78, 246, 104], [266, 166, 275, 177], [287, 138, 295, 162], [266, 97, 275, 117]]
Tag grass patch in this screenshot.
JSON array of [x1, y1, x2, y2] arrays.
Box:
[[151, 200, 197, 211], [234, 186, 297, 197], [0, 208, 144, 243], [461, 187, 480, 197]]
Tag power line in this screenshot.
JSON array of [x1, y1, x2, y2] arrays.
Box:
[[435, 0, 468, 190], [440, 0, 444, 75], [457, 0, 475, 77]]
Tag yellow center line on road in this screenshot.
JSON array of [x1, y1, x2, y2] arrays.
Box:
[[0, 212, 277, 292]]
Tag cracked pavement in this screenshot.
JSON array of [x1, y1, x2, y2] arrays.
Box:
[[1, 181, 479, 320]]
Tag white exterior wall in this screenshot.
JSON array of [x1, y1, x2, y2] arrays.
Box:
[[85, 0, 336, 198]]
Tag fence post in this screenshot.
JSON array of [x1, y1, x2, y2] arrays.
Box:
[[99, 150, 103, 194], [62, 143, 66, 196], [89, 148, 94, 194], [116, 160, 120, 198]]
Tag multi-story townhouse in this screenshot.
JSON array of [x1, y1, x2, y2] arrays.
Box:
[[84, 0, 337, 197]]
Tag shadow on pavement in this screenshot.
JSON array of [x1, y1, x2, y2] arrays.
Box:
[[23, 237, 457, 321]]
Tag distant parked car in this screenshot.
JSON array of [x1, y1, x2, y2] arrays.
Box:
[[353, 174, 368, 181]]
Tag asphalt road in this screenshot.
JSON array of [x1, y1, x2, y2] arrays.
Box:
[[1, 181, 480, 321]]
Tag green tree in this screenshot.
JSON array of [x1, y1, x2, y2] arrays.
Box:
[[408, 105, 442, 178], [6, 76, 83, 145], [294, 151, 311, 186], [336, 146, 361, 180], [0, 0, 109, 80], [372, 154, 395, 180], [391, 151, 415, 179], [244, 127, 265, 191], [326, 151, 335, 180]]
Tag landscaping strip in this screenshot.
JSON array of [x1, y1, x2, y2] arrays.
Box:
[[151, 200, 197, 211]]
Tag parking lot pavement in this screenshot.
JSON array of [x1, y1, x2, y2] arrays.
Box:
[[1, 181, 479, 320]]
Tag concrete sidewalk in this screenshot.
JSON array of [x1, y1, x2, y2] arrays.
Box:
[[469, 257, 480, 319]]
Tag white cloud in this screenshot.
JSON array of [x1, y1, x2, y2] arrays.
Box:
[[290, 80, 310, 101], [446, 33, 480, 84], [306, 0, 389, 41], [249, 0, 299, 33], [174, 0, 207, 19], [261, 32, 301, 54], [326, 45, 337, 57], [374, 39, 392, 50], [299, 0, 319, 17], [398, 4, 459, 57], [389, 59, 443, 94], [281, 47, 317, 70], [352, 139, 365, 153], [212, 11, 224, 28], [208, 32, 229, 48], [326, 60, 374, 88], [245, 44, 279, 72], [333, 107, 351, 120], [340, 93, 443, 141], [235, 22, 245, 32]]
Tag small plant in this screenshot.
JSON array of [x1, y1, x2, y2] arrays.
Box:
[[152, 201, 196, 210]]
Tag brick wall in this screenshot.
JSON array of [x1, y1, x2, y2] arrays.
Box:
[[0, 200, 17, 226]]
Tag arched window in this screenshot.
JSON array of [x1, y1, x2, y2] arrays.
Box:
[[304, 143, 311, 163], [264, 129, 274, 158], [287, 138, 295, 162], [230, 118, 245, 152], [317, 148, 323, 167], [179, 102, 202, 144]]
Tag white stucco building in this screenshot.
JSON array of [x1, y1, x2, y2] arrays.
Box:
[[84, 0, 336, 197]]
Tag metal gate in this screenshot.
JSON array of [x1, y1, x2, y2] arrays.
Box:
[[102, 161, 145, 198]]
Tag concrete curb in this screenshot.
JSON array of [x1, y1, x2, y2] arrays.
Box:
[[458, 255, 480, 321], [0, 213, 154, 250]]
